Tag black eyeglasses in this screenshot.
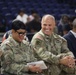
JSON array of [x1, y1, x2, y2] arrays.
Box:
[[16, 31, 26, 35]]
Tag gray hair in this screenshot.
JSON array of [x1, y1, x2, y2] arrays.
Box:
[[41, 14, 55, 23]]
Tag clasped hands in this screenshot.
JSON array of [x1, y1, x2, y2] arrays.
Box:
[[60, 56, 76, 68]]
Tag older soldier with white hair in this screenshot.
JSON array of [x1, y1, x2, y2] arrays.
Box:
[[31, 14, 76, 75], [63, 18, 76, 58]]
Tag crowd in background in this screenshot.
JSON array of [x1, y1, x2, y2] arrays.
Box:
[[0, 0, 76, 75], [1, 9, 76, 39], [0, 14, 76, 75], [0, 9, 76, 35]]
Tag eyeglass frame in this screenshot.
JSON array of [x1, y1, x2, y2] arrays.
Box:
[[15, 30, 26, 36]]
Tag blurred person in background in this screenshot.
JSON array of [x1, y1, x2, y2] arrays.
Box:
[[63, 18, 76, 58], [26, 14, 41, 41], [28, 9, 38, 22], [68, 16, 76, 30], [26, 13, 41, 33], [16, 9, 28, 24], [57, 14, 70, 36]]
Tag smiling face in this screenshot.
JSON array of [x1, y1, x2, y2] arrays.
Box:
[[12, 29, 26, 43], [41, 15, 55, 36]]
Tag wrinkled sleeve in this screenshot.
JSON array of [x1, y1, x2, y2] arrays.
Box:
[[60, 65, 76, 74], [59, 38, 76, 74], [1, 44, 29, 74], [31, 38, 62, 65]]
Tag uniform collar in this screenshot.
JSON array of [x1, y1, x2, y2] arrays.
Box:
[[40, 30, 58, 39]]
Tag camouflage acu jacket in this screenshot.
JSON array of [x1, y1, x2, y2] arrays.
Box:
[[31, 30, 76, 75], [1, 36, 39, 75]]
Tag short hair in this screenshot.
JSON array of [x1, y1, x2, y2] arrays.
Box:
[[31, 9, 37, 14], [61, 14, 69, 19], [18, 9, 25, 14], [72, 18, 76, 28], [12, 20, 26, 31], [41, 14, 55, 23]]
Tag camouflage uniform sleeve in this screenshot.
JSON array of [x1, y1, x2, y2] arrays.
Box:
[[1, 44, 29, 74], [61, 37, 74, 58], [30, 45, 37, 61], [58, 37, 76, 74], [31, 38, 61, 65], [60, 65, 76, 74], [23, 40, 37, 62]]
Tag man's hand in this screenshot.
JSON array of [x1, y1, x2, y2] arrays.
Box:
[[60, 56, 75, 68], [28, 65, 42, 73]]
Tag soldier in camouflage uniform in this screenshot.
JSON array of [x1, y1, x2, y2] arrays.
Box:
[[31, 14, 76, 75], [0, 20, 42, 75]]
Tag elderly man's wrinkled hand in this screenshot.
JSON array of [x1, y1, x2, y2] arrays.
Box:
[[60, 56, 75, 67], [67, 57, 75, 68]]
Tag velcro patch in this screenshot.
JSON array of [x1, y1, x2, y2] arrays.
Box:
[[35, 34, 43, 40]]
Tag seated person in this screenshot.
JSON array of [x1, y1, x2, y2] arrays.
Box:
[[63, 18, 76, 58], [31, 14, 76, 75], [0, 20, 42, 75]]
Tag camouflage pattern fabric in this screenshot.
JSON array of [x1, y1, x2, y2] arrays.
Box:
[[0, 36, 41, 75], [31, 30, 76, 75]]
